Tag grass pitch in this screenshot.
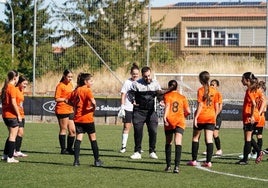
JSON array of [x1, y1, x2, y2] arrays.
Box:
[[0, 122, 268, 188]]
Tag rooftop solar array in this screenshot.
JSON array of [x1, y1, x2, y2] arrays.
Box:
[[173, 1, 262, 7]]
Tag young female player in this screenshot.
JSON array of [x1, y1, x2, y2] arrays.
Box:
[[70, 73, 103, 167], [119, 63, 139, 153], [163, 80, 190, 173], [1, 70, 20, 163], [236, 72, 265, 165], [187, 71, 219, 168], [13, 75, 28, 157], [54, 69, 76, 154]]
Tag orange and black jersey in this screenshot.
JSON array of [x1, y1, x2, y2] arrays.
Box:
[[54, 82, 74, 114]]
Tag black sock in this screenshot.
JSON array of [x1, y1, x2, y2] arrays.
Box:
[[206, 143, 213, 163], [4, 138, 9, 155], [59, 135, 66, 150], [243, 141, 251, 161], [165, 144, 171, 167], [175, 145, 182, 167], [257, 138, 263, 151], [74, 140, 81, 161], [91, 140, 99, 161], [251, 138, 260, 154], [214, 137, 221, 150], [67, 136, 75, 151], [192, 141, 199, 161], [15, 136, 23, 152], [8, 141, 15, 158]]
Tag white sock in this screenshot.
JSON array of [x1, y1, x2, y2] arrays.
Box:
[[122, 133, 129, 148]]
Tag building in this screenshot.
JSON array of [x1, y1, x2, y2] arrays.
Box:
[[148, 1, 266, 57]]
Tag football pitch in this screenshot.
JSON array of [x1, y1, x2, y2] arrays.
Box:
[[0, 122, 268, 187]]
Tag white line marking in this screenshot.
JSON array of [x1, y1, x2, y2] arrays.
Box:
[[196, 153, 268, 182]]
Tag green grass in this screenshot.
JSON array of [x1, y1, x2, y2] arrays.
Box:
[[0, 122, 268, 188]]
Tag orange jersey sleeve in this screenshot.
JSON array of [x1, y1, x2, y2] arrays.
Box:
[[164, 91, 189, 130], [70, 85, 95, 123], [15, 87, 25, 118], [2, 83, 18, 118], [54, 82, 74, 114], [196, 86, 218, 124]]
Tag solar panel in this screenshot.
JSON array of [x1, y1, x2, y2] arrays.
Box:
[[174, 2, 197, 7]]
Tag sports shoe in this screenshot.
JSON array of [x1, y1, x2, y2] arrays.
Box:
[[235, 160, 248, 165], [14, 151, 28, 157], [1, 154, 7, 161], [130, 152, 141, 159], [173, 166, 180, 173], [73, 160, 80, 167], [7, 157, 19, 163], [187, 160, 197, 166], [149, 152, 158, 159], [238, 153, 251, 159], [119, 147, 126, 153], [255, 151, 264, 164], [251, 153, 257, 159], [263, 148, 268, 154], [164, 166, 171, 172], [94, 159, 103, 167], [202, 162, 212, 168], [215, 149, 222, 156], [202, 151, 207, 155]]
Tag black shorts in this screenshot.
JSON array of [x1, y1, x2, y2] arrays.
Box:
[[75, 122, 96, 134], [3, 118, 19, 128], [56, 113, 74, 120], [243, 123, 256, 132], [19, 118, 25, 128], [123, 110, 133, 124], [194, 123, 215, 131], [253, 127, 263, 135], [165, 126, 184, 136]]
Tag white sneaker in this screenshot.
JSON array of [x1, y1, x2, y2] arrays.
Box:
[[7, 157, 19, 163], [238, 153, 251, 159], [202, 151, 207, 155], [119, 147, 126, 153], [215, 149, 223, 156], [1, 154, 7, 160], [149, 152, 158, 159], [130, 152, 141, 159], [14, 151, 28, 157], [251, 153, 257, 159]]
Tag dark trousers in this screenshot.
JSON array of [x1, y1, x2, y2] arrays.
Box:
[[132, 109, 158, 153]]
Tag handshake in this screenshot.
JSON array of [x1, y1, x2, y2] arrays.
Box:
[[117, 105, 126, 118]]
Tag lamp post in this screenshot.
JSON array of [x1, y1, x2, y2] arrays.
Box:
[[0, 0, 14, 65], [146, 0, 151, 67]]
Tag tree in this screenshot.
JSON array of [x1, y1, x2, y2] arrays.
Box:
[[54, 0, 164, 69], [3, 0, 50, 80]]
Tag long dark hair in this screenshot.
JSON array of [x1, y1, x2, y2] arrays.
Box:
[[242, 72, 258, 92], [76, 72, 92, 88], [60, 69, 72, 82], [16, 75, 27, 87], [199, 71, 211, 105], [168, 80, 178, 91], [1, 70, 19, 102], [130, 63, 139, 73]]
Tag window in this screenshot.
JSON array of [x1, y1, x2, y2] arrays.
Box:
[[201, 30, 211, 46], [187, 32, 198, 46], [214, 31, 225, 46], [228, 33, 239, 46], [151, 29, 177, 42]]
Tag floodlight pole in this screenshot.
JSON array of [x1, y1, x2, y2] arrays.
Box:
[[146, 0, 151, 67], [0, 0, 14, 65], [33, 0, 37, 96]]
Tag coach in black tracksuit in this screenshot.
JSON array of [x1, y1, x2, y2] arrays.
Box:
[[128, 66, 162, 160]]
